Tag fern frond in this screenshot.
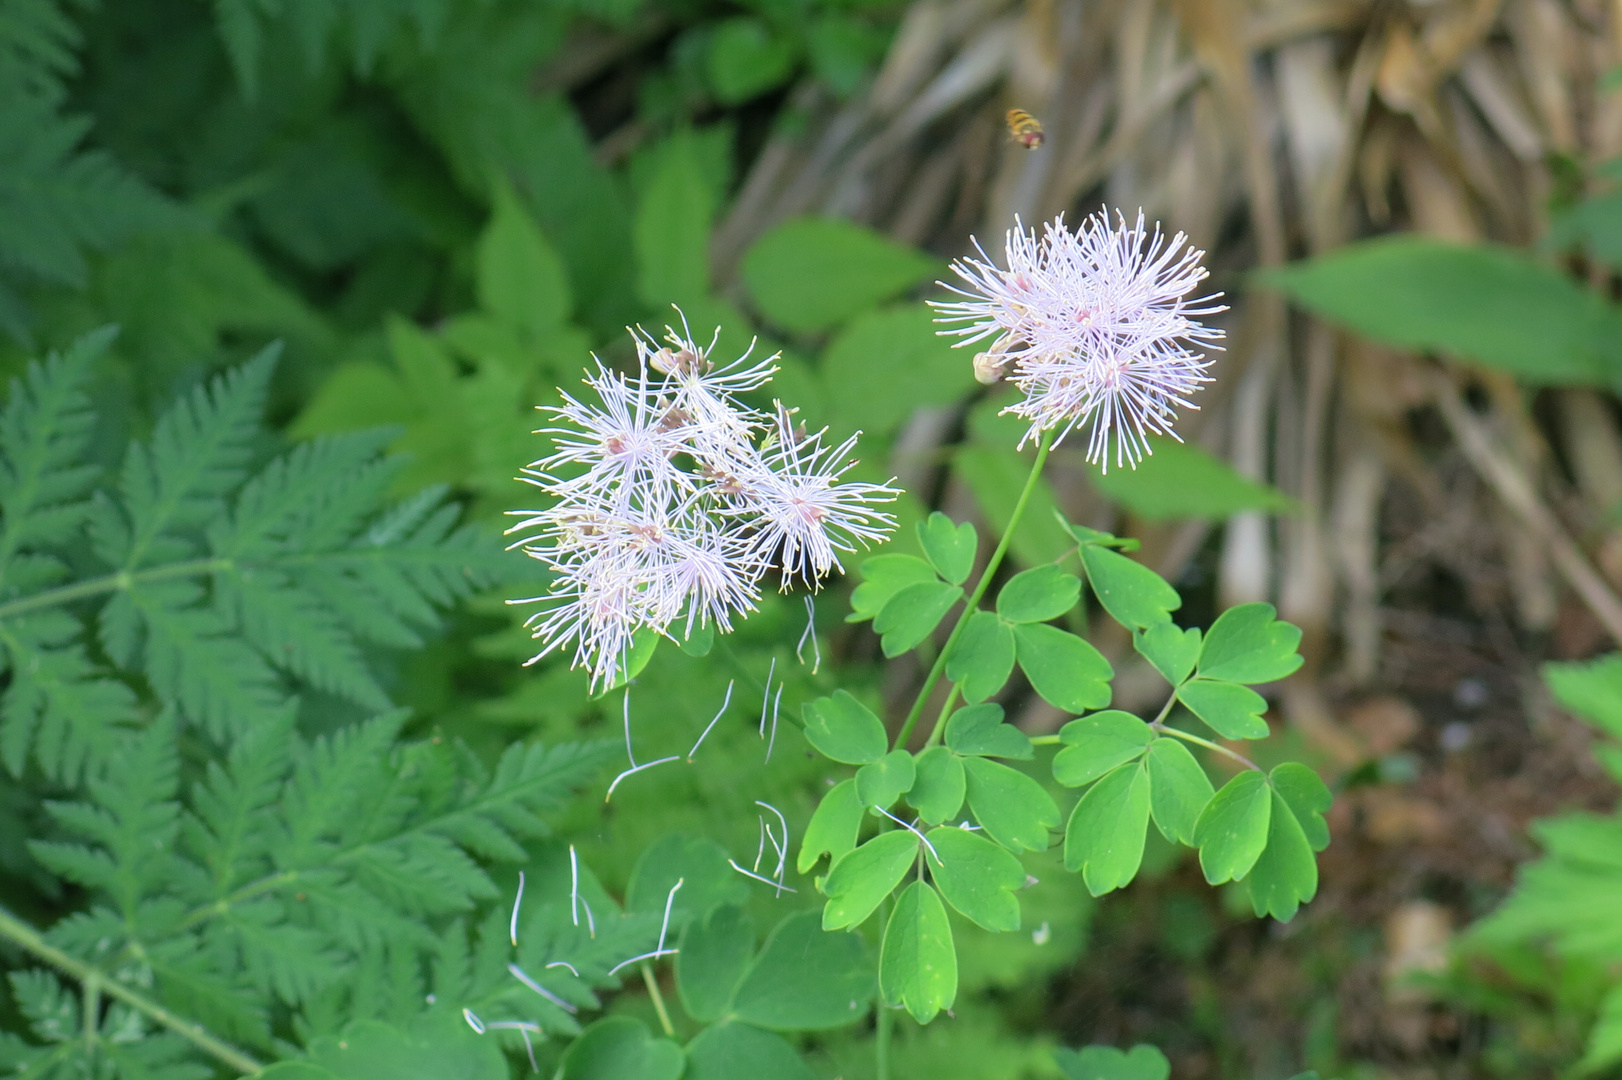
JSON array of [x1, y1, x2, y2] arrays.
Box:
[[279, 713, 406, 865], [0, 610, 138, 781], [143, 936, 271, 1048], [430, 741, 613, 862], [183, 712, 294, 897], [214, 899, 349, 1007]]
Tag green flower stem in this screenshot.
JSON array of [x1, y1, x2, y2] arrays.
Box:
[[1029, 734, 1061, 746], [641, 963, 676, 1037], [893, 441, 1051, 751], [1152, 723, 1262, 772], [0, 905, 264, 1075], [0, 558, 233, 621], [875, 889, 894, 1080], [921, 684, 962, 750]]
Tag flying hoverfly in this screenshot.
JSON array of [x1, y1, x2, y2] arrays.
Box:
[[1006, 108, 1045, 149]]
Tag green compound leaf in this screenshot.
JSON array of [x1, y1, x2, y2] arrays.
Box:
[[874, 580, 962, 657], [945, 610, 1016, 704], [674, 619, 715, 658], [1053, 1043, 1171, 1080], [918, 512, 977, 586], [1197, 602, 1304, 684], [996, 565, 1082, 624], [1176, 679, 1270, 740], [1063, 760, 1151, 895], [880, 881, 957, 1024], [1012, 623, 1113, 714], [1245, 788, 1319, 922], [850, 554, 939, 623], [559, 1017, 684, 1080], [798, 779, 865, 874], [1193, 771, 1272, 884], [627, 834, 748, 923], [1053, 711, 1153, 788], [732, 910, 873, 1030], [741, 217, 938, 334], [1080, 545, 1181, 631], [684, 1022, 817, 1080], [1144, 738, 1215, 845], [856, 749, 917, 810], [1270, 762, 1332, 851], [927, 825, 1025, 932], [802, 691, 888, 765], [1135, 622, 1202, 686], [907, 746, 966, 825], [962, 756, 1060, 853], [822, 830, 919, 930], [944, 702, 1033, 760], [677, 904, 755, 1024], [1056, 518, 1141, 552]]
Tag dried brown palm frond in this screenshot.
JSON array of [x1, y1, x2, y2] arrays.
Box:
[[706, 0, 1622, 758]]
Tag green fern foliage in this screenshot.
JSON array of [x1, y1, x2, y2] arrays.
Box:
[[0, 328, 510, 780]]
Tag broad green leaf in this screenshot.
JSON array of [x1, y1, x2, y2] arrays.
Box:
[[918, 512, 977, 585], [927, 826, 1024, 931], [822, 830, 919, 929], [1579, 984, 1622, 1074], [626, 834, 747, 923], [1063, 760, 1150, 895], [1270, 762, 1332, 851], [1055, 517, 1141, 552], [1012, 623, 1113, 713], [1193, 771, 1272, 884], [674, 620, 714, 657], [684, 1022, 817, 1080], [954, 444, 1071, 565], [997, 565, 1082, 624], [633, 132, 711, 308], [1542, 655, 1622, 740], [849, 554, 939, 623], [1267, 235, 1621, 386], [741, 218, 938, 333], [821, 305, 976, 436], [1088, 439, 1296, 520], [798, 779, 864, 874], [856, 749, 917, 810], [1197, 603, 1303, 684], [1246, 788, 1319, 921], [677, 905, 755, 1024], [907, 747, 965, 825], [944, 610, 1016, 703], [1144, 738, 1214, 845], [476, 179, 571, 341], [597, 629, 659, 694], [732, 910, 873, 1030], [1053, 1044, 1171, 1080], [1053, 711, 1152, 788], [1080, 545, 1180, 631], [962, 756, 1060, 853], [880, 881, 957, 1023], [560, 1017, 684, 1080], [874, 580, 961, 657], [1135, 622, 1201, 686], [801, 691, 888, 765], [259, 1017, 506, 1080], [1176, 679, 1269, 740], [943, 703, 1032, 760], [707, 17, 796, 104]]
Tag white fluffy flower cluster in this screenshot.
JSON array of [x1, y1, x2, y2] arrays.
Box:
[[931, 208, 1226, 470], [508, 321, 899, 689]]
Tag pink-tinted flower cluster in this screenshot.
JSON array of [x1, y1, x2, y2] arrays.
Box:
[[931, 209, 1226, 470], [508, 320, 899, 689]]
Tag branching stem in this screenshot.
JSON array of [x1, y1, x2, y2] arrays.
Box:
[[0, 558, 231, 621], [0, 906, 264, 1075]]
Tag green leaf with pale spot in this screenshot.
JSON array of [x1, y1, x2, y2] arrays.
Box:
[[1197, 603, 1303, 684], [856, 749, 916, 809], [1053, 711, 1152, 788], [1080, 545, 1181, 631], [962, 756, 1059, 853], [945, 610, 1015, 703], [944, 703, 1032, 760], [676, 904, 755, 1023], [1270, 762, 1332, 851], [1063, 760, 1150, 895], [874, 580, 961, 657], [684, 1022, 816, 1080], [559, 1017, 685, 1080], [802, 691, 888, 765], [850, 554, 939, 623], [918, 513, 976, 585], [1245, 789, 1319, 921], [880, 881, 957, 1023], [927, 825, 1025, 931], [822, 830, 918, 929], [1193, 771, 1272, 884], [1012, 623, 1113, 714], [1176, 679, 1269, 740], [732, 910, 873, 1030], [996, 565, 1081, 624], [798, 779, 864, 874], [1135, 622, 1201, 686], [1144, 738, 1214, 845], [907, 746, 965, 825]]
